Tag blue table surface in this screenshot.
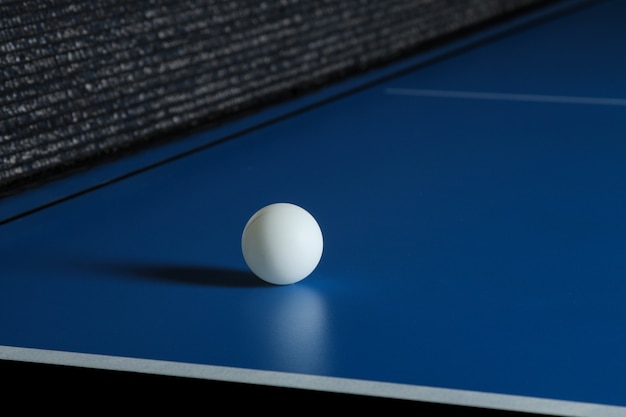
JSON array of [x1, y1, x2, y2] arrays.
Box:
[[2, 0, 626, 413]]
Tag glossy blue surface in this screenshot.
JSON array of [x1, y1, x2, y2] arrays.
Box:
[[1, 0, 626, 408]]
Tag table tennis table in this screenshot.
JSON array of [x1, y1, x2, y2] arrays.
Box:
[[1, 0, 625, 414]]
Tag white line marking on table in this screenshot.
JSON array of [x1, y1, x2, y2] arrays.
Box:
[[2, 345, 626, 417], [385, 88, 626, 107]]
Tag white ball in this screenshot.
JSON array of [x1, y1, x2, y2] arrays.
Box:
[[241, 203, 323, 285]]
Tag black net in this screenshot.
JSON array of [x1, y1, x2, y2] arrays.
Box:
[[1, 0, 548, 195]]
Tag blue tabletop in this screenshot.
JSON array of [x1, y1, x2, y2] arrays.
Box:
[[2, 0, 626, 415]]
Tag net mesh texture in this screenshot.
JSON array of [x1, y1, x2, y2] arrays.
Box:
[[0, 0, 549, 196]]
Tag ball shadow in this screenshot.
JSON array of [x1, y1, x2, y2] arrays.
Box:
[[99, 263, 269, 288]]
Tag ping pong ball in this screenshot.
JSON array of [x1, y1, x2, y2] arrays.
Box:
[[242, 203, 323, 285]]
